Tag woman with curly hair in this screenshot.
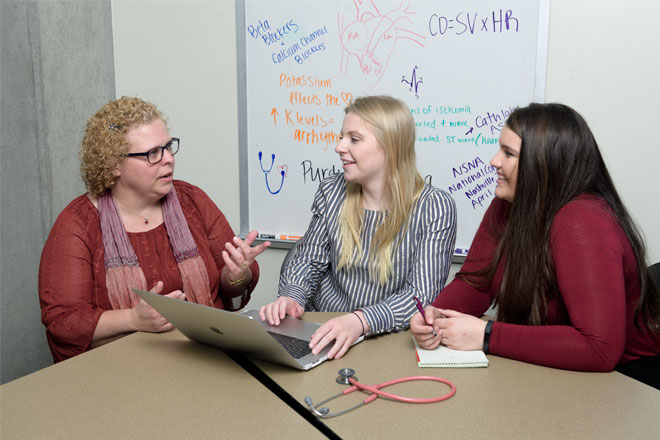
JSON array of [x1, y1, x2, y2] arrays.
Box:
[[411, 103, 660, 389], [260, 96, 457, 359], [39, 97, 269, 362]]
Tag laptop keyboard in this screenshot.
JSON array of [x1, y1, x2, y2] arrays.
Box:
[[267, 331, 313, 359]]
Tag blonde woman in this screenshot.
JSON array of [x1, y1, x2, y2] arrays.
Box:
[[260, 96, 457, 359]]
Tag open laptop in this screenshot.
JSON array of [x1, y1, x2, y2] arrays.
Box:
[[133, 289, 363, 370]]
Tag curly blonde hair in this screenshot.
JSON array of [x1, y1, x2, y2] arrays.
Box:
[[80, 96, 166, 195]]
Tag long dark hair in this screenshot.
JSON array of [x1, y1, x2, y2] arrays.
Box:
[[461, 103, 659, 331]]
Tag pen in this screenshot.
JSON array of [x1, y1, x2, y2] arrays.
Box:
[[258, 234, 276, 239], [412, 296, 437, 336]]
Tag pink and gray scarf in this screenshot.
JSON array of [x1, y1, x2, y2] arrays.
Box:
[[97, 188, 212, 308]]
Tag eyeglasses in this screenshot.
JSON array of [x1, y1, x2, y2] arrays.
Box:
[[122, 138, 180, 164]]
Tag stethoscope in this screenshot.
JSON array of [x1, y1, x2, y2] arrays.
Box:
[[258, 151, 285, 195], [304, 368, 456, 418]]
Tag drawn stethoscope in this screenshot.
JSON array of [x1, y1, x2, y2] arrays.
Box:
[[304, 368, 456, 418], [258, 151, 285, 194]]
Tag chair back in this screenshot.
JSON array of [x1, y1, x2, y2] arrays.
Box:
[[649, 262, 660, 291], [280, 240, 300, 276]]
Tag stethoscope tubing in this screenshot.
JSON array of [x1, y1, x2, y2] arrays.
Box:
[[346, 375, 456, 404]]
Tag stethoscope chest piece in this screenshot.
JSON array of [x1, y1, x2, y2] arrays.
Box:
[[336, 368, 357, 384], [305, 368, 456, 418]]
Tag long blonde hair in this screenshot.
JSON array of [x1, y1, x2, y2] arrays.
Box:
[[337, 96, 424, 284]]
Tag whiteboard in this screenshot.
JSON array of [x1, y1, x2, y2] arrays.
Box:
[[238, 0, 549, 253]]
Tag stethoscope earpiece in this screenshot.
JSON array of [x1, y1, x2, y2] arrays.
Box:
[[304, 397, 331, 417]]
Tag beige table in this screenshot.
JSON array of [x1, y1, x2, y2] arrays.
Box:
[[253, 313, 660, 440], [0, 330, 324, 440]]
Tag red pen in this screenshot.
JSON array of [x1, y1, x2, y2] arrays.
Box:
[[412, 296, 437, 336]]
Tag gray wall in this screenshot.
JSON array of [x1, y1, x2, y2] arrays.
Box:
[[0, 0, 115, 384]]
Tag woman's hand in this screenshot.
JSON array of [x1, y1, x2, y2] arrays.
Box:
[[222, 230, 270, 283], [309, 312, 367, 359], [410, 305, 444, 350], [434, 309, 488, 351], [259, 297, 304, 325], [130, 281, 185, 333], [412, 307, 488, 351]]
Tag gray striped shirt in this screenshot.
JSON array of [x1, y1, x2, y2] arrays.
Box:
[[279, 173, 457, 336]]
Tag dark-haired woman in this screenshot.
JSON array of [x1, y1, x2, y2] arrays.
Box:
[[411, 103, 660, 389]]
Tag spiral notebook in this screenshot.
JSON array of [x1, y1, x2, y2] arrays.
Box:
[[413, 338, 489, 368]]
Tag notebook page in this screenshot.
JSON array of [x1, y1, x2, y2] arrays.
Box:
[[413, 338, 488, 368]]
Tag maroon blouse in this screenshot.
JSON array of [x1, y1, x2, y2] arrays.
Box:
[[39, 181, 259, 362], [434, 195, 660, 371]]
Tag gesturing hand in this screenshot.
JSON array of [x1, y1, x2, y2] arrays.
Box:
[[222, 229, 270, 282]]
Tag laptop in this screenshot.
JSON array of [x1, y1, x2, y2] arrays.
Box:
[[133, 289, 363, 370]]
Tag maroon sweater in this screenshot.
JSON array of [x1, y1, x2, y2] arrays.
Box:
[[39, 181, 259, 362], [433, 196, 660, 371]]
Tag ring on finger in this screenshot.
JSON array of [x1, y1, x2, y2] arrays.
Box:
[[240, 261, 247, 268]]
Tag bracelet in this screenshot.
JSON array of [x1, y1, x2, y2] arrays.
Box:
[[226, 270, 248, 287], [351, 311, 365, 336], [483, 320, 494, 354]]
